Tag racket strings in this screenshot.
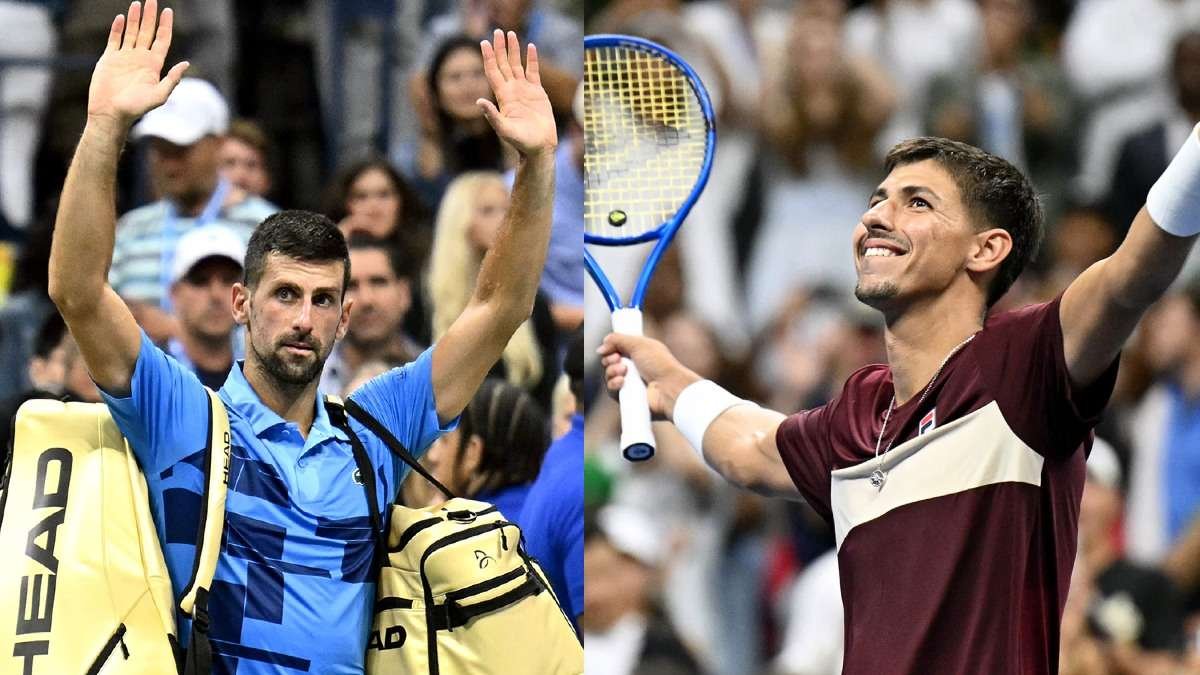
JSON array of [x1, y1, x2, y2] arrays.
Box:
[[584, 44, 710, 240]]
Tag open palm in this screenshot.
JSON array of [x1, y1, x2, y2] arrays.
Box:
[[88, 0, 188, 125], [478, 30, 558, 158]]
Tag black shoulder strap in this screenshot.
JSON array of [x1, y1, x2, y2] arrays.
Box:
[[324, 398, 384, 543], [342, 397, 455, 500]]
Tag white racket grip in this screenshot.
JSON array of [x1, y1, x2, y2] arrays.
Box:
[[612, 308, 656, 461]]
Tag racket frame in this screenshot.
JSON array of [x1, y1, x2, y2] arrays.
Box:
[[583, 34, 717, 461]]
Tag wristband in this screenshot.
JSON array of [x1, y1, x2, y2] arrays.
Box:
[[1147, 122, 1200, 237], [673, 379, 757, 455]]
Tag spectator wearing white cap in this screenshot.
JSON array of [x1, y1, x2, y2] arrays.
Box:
[[584, 505, 701, 675], [108, 77, 277, 345], [165, 223, 246, 389]]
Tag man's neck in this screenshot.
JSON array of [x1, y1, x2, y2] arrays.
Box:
[[244, 357, 319, 438], [174, 191, 215, 217], [882, 292, 985, 404], [181, 330, 233, 374]]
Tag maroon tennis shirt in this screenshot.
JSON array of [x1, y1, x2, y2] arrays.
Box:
[[776, 296, 1119, 674]]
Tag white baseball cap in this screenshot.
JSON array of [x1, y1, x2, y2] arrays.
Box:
[[596, 504, 667, 568], [171, 224, 246, 284], [132, 78, 229, 146], [1086, 437, 1122, 492]]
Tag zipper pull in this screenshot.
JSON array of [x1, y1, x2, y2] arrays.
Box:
[[500, 528, 509, 551], [117, 624, 130, 659]]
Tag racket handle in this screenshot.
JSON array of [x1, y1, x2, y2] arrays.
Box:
[[612, 307, 655, 461], [618, 358, 655, 461]]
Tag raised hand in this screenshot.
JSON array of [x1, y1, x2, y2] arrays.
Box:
[[88, 0, 189, 127], [477, 29, 557, 159]]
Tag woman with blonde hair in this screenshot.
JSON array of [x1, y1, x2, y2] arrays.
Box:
[[428, 171, 558, 407]]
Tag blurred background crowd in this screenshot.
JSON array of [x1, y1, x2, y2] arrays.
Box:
[[5, 0, 1200, 673], [0, 0, 585, 641], [583, 0, 1200, 673]]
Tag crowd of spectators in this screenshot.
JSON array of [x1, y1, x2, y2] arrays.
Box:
[[583, 0, 1200, 673], [0, 0, 584, 638]]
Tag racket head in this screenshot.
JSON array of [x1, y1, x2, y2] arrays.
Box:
[[583, 34, 717, 249]]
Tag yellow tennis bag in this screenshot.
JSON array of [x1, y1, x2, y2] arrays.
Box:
[[0, 390, 230, 675], [329, 398, 583, 675]]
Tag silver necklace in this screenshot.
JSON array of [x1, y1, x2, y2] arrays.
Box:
[[869, 333, 976, 490]]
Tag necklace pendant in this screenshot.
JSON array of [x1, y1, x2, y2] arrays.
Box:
[[869, 468, 887, 490]]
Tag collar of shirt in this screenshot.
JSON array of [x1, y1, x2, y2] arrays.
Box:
[[570, 413, 583, 434], [220, 360, 350, 454]]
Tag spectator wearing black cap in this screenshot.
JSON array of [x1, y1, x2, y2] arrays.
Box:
[[519, 329, 584, 632]]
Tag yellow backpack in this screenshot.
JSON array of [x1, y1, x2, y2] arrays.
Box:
[[0, 391, 229, 675], [329, 398, 583, 675]]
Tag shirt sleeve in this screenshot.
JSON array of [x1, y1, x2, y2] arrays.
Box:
[[98, 329, 210, 474], [562, 509, 583, 619], [977, 295, 1120, 459], [775, 401, 837, 521], [346, 345, 458, 460]]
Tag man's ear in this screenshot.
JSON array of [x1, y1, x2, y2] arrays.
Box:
[[462, 434, 485, 475], [965, 228, 1013, 275], [337, 296, 355, 342], [231, 282, 250, 326]]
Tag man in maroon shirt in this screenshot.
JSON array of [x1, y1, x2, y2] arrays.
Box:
[[599, 136, 1200, 674]]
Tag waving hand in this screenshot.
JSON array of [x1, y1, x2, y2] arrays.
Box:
[[88, 0, 189, 127], [477, 29, 558, 158]]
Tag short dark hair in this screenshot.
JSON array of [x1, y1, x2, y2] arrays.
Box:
[[244, 210, 350, 293], [346, 233, 413, 281], [456, 378, 549, 495], [34, 311, 68, 360], [884, 137, 1043, 307], [323, 157, 428, 230]]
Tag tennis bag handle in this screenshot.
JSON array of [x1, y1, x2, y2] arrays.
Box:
[[181, 388, 232, 675]]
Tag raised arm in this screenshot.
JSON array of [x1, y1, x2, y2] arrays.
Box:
[[47, 0, 188, 395], [598, 334, 799, 498], [1061, 128, 1200, 387], [430, 30, 557, 423]]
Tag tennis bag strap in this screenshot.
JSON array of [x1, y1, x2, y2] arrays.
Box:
[[180, 388, 232, 675]]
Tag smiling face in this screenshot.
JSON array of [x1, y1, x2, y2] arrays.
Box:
[[233, 253, 351, 388], [853, 159, 1012, 315]]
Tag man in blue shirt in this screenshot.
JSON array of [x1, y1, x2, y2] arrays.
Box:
[[519, 330, 584, 632], [48, 2, 558, 672]]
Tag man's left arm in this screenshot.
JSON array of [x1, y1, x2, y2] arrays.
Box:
[[1061, 130, 1200, 387], [431, 29, 557, 423]]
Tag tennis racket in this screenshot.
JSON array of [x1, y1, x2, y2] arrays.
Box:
[[584, 34, 717, 461]]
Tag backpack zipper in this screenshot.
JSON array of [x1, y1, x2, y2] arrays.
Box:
[[84, 623, 129, 675]]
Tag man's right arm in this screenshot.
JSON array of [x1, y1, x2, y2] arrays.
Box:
[[47, 0, 187, 395], [598, 333, 799, 498]]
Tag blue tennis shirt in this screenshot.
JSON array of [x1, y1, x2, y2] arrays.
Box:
[[101, 330, 454, 674], [518, 413, 583, 632]]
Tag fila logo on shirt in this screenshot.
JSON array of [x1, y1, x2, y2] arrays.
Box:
[[919, 408, 937, 436]]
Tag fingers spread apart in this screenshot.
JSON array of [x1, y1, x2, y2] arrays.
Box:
[[112, 0, 172, 53]]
